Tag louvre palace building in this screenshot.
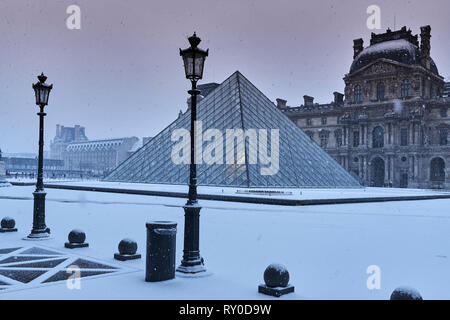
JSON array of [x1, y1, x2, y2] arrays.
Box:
[[281, 26, 450, 189]]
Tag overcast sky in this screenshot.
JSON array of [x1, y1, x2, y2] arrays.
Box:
[[0, 0, 449, 153]]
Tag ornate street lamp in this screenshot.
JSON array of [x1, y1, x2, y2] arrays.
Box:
[[28, 73, 53, 239], [177, 33, 208, 274]]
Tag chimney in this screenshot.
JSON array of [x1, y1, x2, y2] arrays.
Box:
[[276, 98, 287, 109], [420, 25, 431, 70], [74, 125, 81, 142], [353, 38, 364, 59], [333, 92, 344, 105], [80, 127, 86, 140], [303, 95, 314, 106], [56, 124, 61, 138]]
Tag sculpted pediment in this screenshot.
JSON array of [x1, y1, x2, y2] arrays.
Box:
[[349, 59, 412, 78], [364, 62, 397, 74]]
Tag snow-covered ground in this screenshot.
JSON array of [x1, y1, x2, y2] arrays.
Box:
[[1, 185, 450, 299]]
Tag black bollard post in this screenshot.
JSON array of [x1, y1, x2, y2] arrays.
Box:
[[0, 217, 18, 233], [145, 221, 177, 282], [258, 263, 295, 297], [65, 229, 89, 249], [390, 287, 423, 300], [114, 238, 141, 261]]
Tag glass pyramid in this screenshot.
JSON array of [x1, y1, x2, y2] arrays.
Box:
[[105, 71, 360, 188]]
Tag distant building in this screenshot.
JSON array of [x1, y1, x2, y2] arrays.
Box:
[[197, 83, 220, 97], [50, 124, 140, 176], [0, 149, 7, 183], [50, 125, 88, 160], [4, 157, 65, 176], [282, 26, 450, 189], [63, 137, 139, 176]]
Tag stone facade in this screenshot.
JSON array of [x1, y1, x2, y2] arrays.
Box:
[[0, 149, 8, 184], [50, 124, 88, 160], [0, 160, 6, 183], [50, 124, 140, 176], [282, 26, 450, 189], [63, 137, 139, 175]]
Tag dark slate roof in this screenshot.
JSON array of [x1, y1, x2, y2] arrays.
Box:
[[197, 83, 220, 97], [350, 39, 439, 75]]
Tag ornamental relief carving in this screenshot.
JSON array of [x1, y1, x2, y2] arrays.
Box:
[[365, 63, 396, 75]]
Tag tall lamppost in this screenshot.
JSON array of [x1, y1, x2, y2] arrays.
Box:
[[28, 73, 53, 239], [177, 33, 208, 274]]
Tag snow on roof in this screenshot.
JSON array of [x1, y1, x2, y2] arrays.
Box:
[[357, 39, 418, 58]]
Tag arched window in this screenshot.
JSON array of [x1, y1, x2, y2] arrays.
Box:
[[401, 79, 410, 98], [372, 126, 384, 148], [430, 158, 445, 182], [377, 82, 385, 100], [354, 85, 362, 103]]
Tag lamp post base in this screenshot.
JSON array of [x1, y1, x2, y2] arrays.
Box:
[[26, 229, 51, 240], [177, 203, 206, 275], [28, 191, 50, 240], [176, 263, 207, 274]]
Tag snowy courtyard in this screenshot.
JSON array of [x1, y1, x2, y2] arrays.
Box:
[[0, 184, 449, 299]]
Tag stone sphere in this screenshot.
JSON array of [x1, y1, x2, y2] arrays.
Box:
[[390, 287, 423, 300], [68, 229, 86, 244], [1, 217, 15, 229], [118, 238, 137, 255], [263, 263, 290, 288]]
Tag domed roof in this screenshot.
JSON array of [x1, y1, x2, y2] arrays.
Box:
[[350, 39, 439, 75]]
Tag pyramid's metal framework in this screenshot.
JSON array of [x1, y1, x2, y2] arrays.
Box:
[[105, 72, 360, 188]]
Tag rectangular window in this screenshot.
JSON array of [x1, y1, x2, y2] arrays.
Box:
[[353, 131, 360, 147], [440, 129, 448, 146], [336, 132, 342, 147], [321, 117, 327, 125], [354, 85, 362, 103], [306, 118, 312, 126], [401, 80, 410, 98], [320, 135, 328, 148], [400, 128, 408, 146], [441, 108, 448, 118]]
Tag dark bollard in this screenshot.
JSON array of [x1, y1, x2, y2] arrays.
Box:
[[65, 229, 89, 249], [145, 221, 177, 282], [0, 217, 18, 233], [390, 287, 423, 300], [114, 238, 141, 261], [258, 263, 295, 297]]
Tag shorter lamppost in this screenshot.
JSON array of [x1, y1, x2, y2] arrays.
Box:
[[177, 33, 208, 274], [27, 73, 53, 239]]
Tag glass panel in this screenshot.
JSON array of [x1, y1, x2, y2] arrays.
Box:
[[41, 88, 49, 105], [183, 56, 194, 78], [34, 87, 41, 105], [194, 56, 204, 78]]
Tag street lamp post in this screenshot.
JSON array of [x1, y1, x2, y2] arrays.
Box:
[[177, 33, 208, 274], [27, 73, 53, 239]]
